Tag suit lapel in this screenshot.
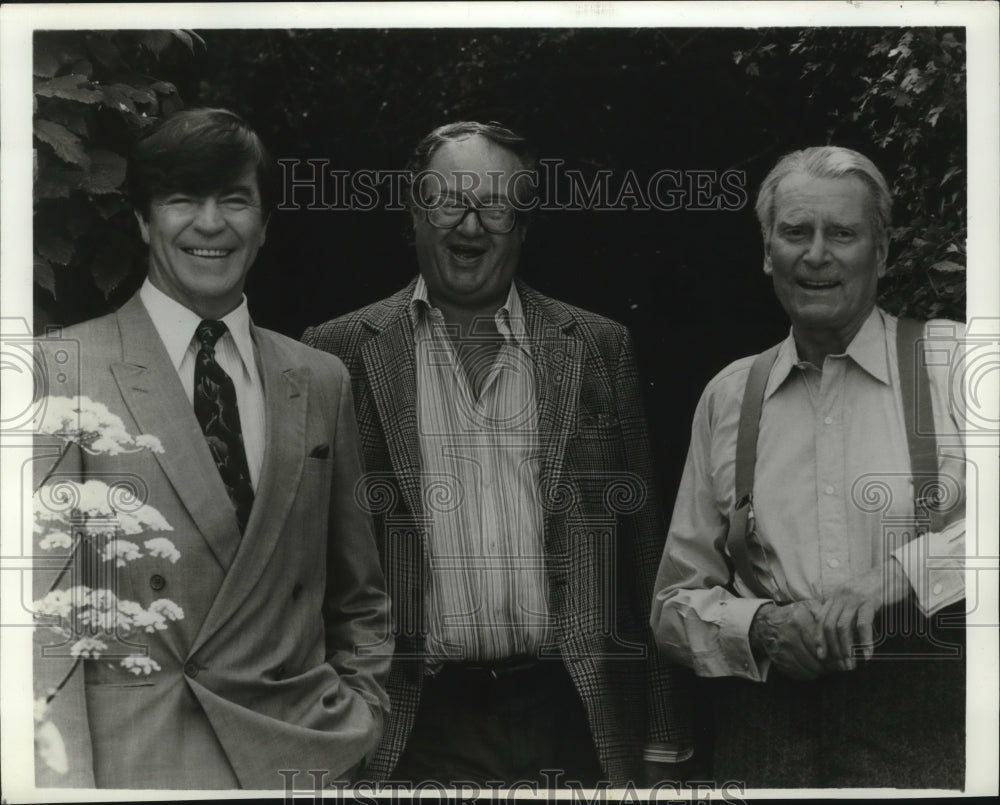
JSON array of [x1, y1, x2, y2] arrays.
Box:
[[521, 284, 584, 523], [361, 306, 425, 520], [360, 281, 584, 523], [189, 328, 308, 655], [110, 296, 241, 571]]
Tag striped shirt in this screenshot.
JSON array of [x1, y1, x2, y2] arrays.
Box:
[[139, 279, 266, 490], [411, 276, 552, 662]]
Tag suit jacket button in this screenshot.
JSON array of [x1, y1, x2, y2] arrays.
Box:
[[150, 574, 166, 591], [183, 661, 199, 678], [292, 582, 303, 600]]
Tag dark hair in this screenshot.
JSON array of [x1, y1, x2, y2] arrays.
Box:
[[404, 120, 538, 212], [127, 107, 276, 218]]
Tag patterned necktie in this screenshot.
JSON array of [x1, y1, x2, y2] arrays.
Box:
[[194, 319, 254, 533]]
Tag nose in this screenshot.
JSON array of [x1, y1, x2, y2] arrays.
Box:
[[803, 231, 828, 267], [192, 199, 226, 234], [455, 207, 485, 236]]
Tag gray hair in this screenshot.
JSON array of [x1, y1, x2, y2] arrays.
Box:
[[754, 146, 892, 244]]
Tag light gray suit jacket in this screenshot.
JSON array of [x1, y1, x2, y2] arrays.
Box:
[[33, 293, 392, 789]]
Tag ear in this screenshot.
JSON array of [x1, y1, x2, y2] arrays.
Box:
[[875, 232, 889, 279], [134, 210, 150, 245], [762, 241, 773, 276]]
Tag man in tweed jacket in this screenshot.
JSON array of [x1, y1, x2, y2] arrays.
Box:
[[303, 122, 690, 786]]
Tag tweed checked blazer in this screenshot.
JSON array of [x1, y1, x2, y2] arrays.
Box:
[[33, 293, 392, 789], [302, 278, 690, 784]]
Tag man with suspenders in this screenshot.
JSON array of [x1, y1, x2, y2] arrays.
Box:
[[650, 146, 966, 788]]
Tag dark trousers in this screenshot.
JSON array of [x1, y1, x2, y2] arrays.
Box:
[[710, 601, 966, 789], [391, 657, 605, 787]]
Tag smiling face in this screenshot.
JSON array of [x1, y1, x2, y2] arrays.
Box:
[[764, 171, 888, 360], [137, 165, 267, 319], [411, 134, 527, 318]]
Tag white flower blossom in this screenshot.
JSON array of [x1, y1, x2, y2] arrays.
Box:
[[116, 599, 146, 619], [70, 637, 107, 658], [39, 530, 73, 551], [31, 397, 182, 692], [34, 479, 173, 536], [34, 697, 50, 724], [149, 599, 184, 622], [67, 585, 90, 603], [34, 395, 166, 457], [35, 719, 68, 775], [84, 588, 118, 610], [134, 433, 165, 453], [103, 539, 141, 567], [76, 479, 119, 517], [135, 608, 167, 633], [117, 505, 173, 536], [120, 656, 161, 676], [78, 607, 122, 633], [144, 537, 180, 563], [33, 590, 73, 619]]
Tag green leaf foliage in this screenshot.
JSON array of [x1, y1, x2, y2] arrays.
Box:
[[35, 27, 965, 332], [33, 118, 89, 167], [32, 30, 197, 327], [733, 28, 965, 321]]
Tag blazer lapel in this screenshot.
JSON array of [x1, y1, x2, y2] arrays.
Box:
[[189, 328, 308, 655], [361, 307, 425, 520], [520, 283, 584, 524], [109, 295, 240, 571]]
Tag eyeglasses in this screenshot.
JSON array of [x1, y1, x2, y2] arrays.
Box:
[[420, 198, 517, 234]]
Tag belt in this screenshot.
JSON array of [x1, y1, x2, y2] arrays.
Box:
[[454, 655, 541, 679], [431, 655, 545, 684], [425, 657, 575, 713]]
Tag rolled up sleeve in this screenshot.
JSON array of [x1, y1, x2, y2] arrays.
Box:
[[651, 380, 772, 681]]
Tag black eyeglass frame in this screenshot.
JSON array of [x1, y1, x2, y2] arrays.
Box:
[[420, 201, 518, 235]]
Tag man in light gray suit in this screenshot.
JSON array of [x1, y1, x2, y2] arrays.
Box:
[[33, 108, 391, 789]]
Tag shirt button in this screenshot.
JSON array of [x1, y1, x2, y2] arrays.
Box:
[[824, 416, 833, 425], [827, 558, 841, 569], [932, 583, 943, 596], [149, 574, 166, 591], [183, 661, 199, 678], [825, 485, 835, 495]]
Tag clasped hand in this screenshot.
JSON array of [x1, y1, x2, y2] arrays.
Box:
[[748, 561, 910, 679]]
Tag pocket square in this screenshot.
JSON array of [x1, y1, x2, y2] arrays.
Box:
[[309, 444, 330, 459]]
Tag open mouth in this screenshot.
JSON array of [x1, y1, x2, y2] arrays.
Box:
[[183, 247, 233, 259], [798, 280, 840, 290], [447, 243, 487, 263]]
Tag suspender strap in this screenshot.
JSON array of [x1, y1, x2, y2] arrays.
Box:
[[896, 317, 945, 532], [728, 318, 947, 599], [726, 344, 781, 600]]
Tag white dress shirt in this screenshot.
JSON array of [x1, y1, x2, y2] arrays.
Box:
[[651, 308, 966, 681], [139, 279, 266, 489], [411, 276, 551, 663]]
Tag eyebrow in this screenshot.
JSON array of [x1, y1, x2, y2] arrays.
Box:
[[218, 184, 257, 196], [432, 190, 511, 204], [777, 213, 863, 227]]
